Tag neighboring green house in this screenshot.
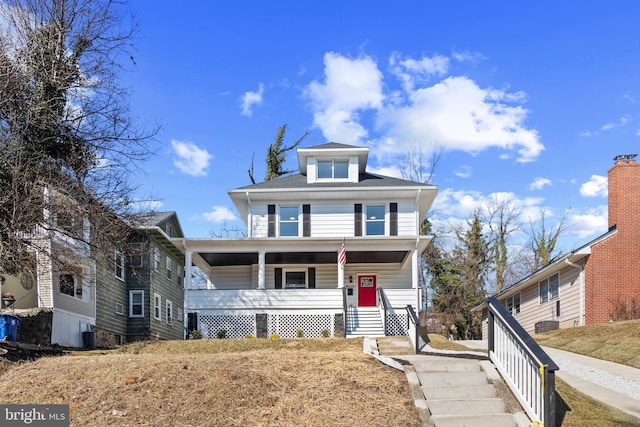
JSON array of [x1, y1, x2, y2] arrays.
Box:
[[0, 199, 185, 348], [121, 212, 186, 343]]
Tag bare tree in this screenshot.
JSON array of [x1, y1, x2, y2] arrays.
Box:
[[482, 195, 522, 293], [0, 0, 157, 276], [526, 208, 569, 271], [400, 144, 442, 185]]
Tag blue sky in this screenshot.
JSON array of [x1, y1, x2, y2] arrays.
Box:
[[123, 1, 639, 252]]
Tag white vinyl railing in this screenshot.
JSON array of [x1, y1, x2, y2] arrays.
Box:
[[487, 297, 558, 427]]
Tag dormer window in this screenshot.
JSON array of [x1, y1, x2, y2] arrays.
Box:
[[317, 160, 349, 179]]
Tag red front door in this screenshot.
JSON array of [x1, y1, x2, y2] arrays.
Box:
[[358, 275, 377, 306]]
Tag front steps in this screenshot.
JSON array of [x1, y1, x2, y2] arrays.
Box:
[[417, 357, 523, 427], [346, 307, 385, 337], [372, 337, 529, 427]]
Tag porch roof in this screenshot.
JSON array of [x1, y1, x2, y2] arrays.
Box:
[[171, 236, 432, 269]]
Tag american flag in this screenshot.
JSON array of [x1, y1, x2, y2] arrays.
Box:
[[338, 241, 346, 266]]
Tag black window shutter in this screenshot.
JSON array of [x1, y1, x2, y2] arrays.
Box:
[[268, 204, 276, 237], [390, 203, 398, 236], [274, 267, 282, 289], [354, 204, 362, 236], [308, 267, 316, 289], [187, 312, 198, 332], [303, 204, 311, 237]]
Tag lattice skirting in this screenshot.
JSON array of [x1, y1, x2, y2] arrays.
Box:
[[267, 313, 334, 338], [198, 314, 256, 339], [386, 312, 408, 336], [196, 312, 337, 338]]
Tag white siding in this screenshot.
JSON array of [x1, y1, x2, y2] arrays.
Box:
[[210, 265, 253, 289], [249, 201, 419, 238], [503, 264, 584, 333]]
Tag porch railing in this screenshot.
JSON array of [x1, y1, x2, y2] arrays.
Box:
[[406, 305, 419, 354], [487, 296, 558, 427], [377, 287, 388, 334]]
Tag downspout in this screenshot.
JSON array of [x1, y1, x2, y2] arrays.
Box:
[[565, 258, 584, 326]]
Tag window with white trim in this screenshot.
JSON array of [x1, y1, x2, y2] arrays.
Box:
[[506, 293, 521, 315], [153, 248, 161, 272], [285, 270, 306, 289], [279, 206, 299, 237], [166, 223, 173, 237], [365, 205, 385, 236], [166, 257, 172, 280], [129, 290, 144, 317], [317, 160, 349, 179], [115, 250, 125, 281], [166, 300, 173, 324], [115, 303, 124, 316], [153, 293, 161, 320], [539, 273, 559, 304]]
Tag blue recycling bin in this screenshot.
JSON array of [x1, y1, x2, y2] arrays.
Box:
[[0, 314, 20, 342]]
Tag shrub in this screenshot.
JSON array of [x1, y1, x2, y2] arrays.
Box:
[[192, 330, 202, 340], [296, 329, 305, 338], [320, 329, 330, 338], [245, 333, 254, 339], [269, 333, 280, 340], [216, 329, 227, 339]]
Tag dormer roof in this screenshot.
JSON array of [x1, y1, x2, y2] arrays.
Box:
[[297, 142, 369, 175]]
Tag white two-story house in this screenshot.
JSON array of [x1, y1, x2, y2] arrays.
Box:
[[174, 142, 437, 338]]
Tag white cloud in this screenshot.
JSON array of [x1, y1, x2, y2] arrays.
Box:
[[601, 114, 631, 131], [378, 76, 543, 163], [304, 51, 543, 164], [623, 93, 636, 104], [454, 165, 472, 178], [202, 206, 237, 222], [530, 177, 552, 190], [390, 52, 449, 92], [171, 140, 212, 177], [451, 50, 487, 64], [566, 206, 608, 238], [367, 165, 403, 179], [305, 52, 383, 144], [241, 83, 265, 117], [580, 175, 607, 197], [129, 200, 164, 211]]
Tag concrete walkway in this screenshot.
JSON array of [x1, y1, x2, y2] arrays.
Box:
[[452, 340, 640, 420]]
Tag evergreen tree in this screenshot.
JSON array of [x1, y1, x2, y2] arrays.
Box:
[[248, 125, 308, 183]]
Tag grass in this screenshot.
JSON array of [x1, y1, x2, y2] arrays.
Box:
[[533, 319, 640, 368], [0, 338, 420, 427]]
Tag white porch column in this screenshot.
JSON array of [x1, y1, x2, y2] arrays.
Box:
[[184, 249, 192, 332], [258, 249, 266, 289], [412, 247, 418, 289], [338, 263, 345, 288]]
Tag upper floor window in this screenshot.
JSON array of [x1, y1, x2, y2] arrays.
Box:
[[318, 160, 349, 179], [166, 223, 173, 237], [166, 257, 172, 279], [115, 250, 125, 281], [153, 248, 161, 272], [279, 206, 299, 236], [166, 300, 174, 324], [153, 293, 161, 320], [366, 205, 385, 236], [539, 273, 559, 304]]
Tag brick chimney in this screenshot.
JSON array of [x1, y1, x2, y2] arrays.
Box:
[[608, 154, 639, 230]]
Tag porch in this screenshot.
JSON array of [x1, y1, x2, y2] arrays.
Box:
[[185, 287, 418, 339]]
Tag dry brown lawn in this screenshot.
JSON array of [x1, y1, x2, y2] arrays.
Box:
[[0, 338, 421, 427]]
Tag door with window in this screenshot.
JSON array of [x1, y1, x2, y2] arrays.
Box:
[[358, 275, 377, 306]]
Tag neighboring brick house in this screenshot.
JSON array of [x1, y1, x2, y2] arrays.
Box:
[[0, 201, 185, 348], [477, 154, 640, 336]]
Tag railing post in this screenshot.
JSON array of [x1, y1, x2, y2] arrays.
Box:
[[544, 369, 556, 427], [488, 308, 494, 356]]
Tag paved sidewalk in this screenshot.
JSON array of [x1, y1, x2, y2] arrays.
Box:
[[541, 346, 640, 420]]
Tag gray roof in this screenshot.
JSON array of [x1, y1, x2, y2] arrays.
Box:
[[232, 171, 431, 191]]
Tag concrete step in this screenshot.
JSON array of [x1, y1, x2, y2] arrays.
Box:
[[430, 413, 517, 427], [412, 358, 481, 373], [417, 371, 488, 387], [422, 384, 497, 400], [426, 397, 505, 415]]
